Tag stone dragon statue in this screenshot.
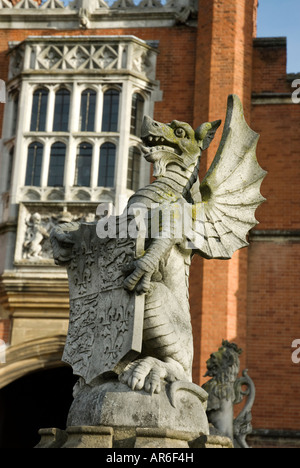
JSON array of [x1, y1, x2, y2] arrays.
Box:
[[51, 94, 266, 397]]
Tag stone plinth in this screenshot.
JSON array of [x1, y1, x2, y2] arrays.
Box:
[[66, 380, 209, 436], [35, 379, 234, 449], [36, 426, 233, 449]]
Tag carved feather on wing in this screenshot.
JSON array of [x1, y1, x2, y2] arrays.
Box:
[[190, 94, 267, 260]]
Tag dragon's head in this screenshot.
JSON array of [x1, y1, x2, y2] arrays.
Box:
[[141, 116, 221, 177]]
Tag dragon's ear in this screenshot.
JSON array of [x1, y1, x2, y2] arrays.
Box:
[[195, 120, 222, 151]]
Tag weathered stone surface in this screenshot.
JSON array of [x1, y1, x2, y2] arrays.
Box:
[[203, 340, 256, 448], [36, 428, 68, 449], [134, 428, 191, 449], [67, 380, 209, 436], [190, 434, 234, 449], [63, 426, 113, 449], [35, 425, 233, 449], [58, 222, 145, 384]]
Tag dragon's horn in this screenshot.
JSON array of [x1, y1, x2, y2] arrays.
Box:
[[195, 120, 222, 151]]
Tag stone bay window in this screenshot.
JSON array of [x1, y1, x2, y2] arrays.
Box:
[[0, 35, 161, 268]]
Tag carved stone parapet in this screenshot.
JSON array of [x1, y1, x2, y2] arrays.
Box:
[[0, 0, 198, 29], [8, 36, 159, 82]]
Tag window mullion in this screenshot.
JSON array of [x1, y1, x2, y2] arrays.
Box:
[[41, 139, 50, 189], [70, 82, 79, 133], [65, 136, 75, 196], [90, 141, 99, 190], [46, 87, 56, 133], [95, 87, 103, 133], [12, 82, 31, 202], [115, 80, 131, 213]]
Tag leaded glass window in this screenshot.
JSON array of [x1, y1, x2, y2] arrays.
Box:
[[53, 88, 70, 132], [48, 142, 66, 187], [80, 89, 96, 132], [98, 143, 116, 188], [30, 88, 48, 132], [127, 146, 141, 192], [25, 142, 43, 186], [75, 142, 93, 187], [131, 93, 144, 137], [102, 89, 120, 132]]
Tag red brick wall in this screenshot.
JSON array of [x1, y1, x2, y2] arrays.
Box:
[[192, 0, 257, 384], [251, 39, 300, 233], [247, 241, 300, 430], [247, 39, 300, 431], [251, 103, 300, 231], [252, 38, 290, 94], [10, 0, 41, 5]]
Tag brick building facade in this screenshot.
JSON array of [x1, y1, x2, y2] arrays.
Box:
[[0, 0, 299, 448]]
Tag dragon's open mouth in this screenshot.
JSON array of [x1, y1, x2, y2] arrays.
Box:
[[141, 134, 182, 161]]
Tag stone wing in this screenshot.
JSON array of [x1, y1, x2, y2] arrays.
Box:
[[190, 94, 267, 259]]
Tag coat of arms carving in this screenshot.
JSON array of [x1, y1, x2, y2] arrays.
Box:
[[54, 220, 145, 384]]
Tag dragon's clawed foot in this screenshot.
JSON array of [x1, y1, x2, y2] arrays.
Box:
[[123, 266, 153, 295], [119, 357, 166, 395]]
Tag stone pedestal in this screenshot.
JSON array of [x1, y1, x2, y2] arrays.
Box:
[[35, 379, 233, 448], [66, 380, 209, 435], [36, 426, 233, 449]]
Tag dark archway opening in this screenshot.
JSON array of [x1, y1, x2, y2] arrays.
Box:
[[0, 366, 77, 448]]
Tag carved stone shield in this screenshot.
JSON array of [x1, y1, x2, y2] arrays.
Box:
[[62, 220, 145, 384]]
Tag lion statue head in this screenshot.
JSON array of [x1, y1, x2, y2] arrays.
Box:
[[202, 340, 243, 410]]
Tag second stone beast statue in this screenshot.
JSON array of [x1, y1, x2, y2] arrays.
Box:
[[50, 95, 266, 442]]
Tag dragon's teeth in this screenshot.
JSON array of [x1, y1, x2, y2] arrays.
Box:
[[141, 145, 150, 154]]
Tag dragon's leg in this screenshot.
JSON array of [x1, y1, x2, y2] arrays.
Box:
[[119, 282, 193, 394], [143, 283, 193, 379]]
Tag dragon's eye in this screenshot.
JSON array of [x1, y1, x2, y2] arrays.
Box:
[[174, 127, 186, 138]]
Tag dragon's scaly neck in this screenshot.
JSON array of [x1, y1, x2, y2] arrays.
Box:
[[128, 157, 200, 207], [156, 160, 200, 201]]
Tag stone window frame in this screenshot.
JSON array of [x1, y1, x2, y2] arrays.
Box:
[[98, 141, 117, 188], [52, 87, 71, 133], [30, 86, 49, 133], [47, 141, 67, 188], [131, 91, 145, 137], [80, 88, 97, 133], [3, 79, 151, 205], [0, 36, 162, 218], [127, 144, 141, 192], [25, 140, 44, 187]]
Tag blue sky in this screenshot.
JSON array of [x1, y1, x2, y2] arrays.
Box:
[[257, 0, 300, 73]]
